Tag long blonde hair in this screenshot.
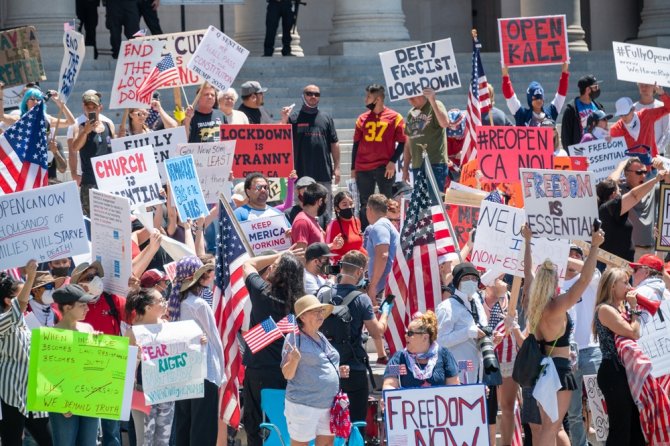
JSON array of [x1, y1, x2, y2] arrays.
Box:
[[592, 268, 629, 340], [527, 259, 558, 335]]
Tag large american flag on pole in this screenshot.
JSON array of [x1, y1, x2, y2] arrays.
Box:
[[0, 103, 49, 194], [460, 34, 490, 165], [136, 54, 179, 103], [384, 160, 457, 354], [213, 199, 251, 429]]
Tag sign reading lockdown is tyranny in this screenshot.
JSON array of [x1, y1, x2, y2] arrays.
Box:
[[110, 40, 164, 109], [613, 41, 670, 88], [0, 26, 46, 87], [498, 15, 569, 67], [379, 39, 460, 101], [220, 125, 294, 178], [57, 30, 85, 104], [520, 168, 598, 241]]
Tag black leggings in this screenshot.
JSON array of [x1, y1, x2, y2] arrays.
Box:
[[597, 358, 645, 445], [0, 399, 52, 446], [341, 369, 369, 423]]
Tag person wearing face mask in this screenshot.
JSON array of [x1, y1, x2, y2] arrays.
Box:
[[303, 243, 336, 294], [580, 109, 613, 143], [24, 272, 59, 329], [561, 75, 605, 150], [285, 176, 330, 229], [291, 183, 344, 251], [48, 257, 72, 287], [326, 191, 365, 263]]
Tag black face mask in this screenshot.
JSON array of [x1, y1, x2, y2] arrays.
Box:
[[589, 88, 600, 100], [366, 101, 376, 112], [338, 208, 353, 219], [51, 267, 70, 278], [317, 201, 327, 216]]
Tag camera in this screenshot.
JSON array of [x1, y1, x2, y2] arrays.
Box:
[[323, 262, 341, 276], [477, 326, 500, 373]]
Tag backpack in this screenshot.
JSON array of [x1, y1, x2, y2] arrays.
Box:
[[317, 287, 363, 365]]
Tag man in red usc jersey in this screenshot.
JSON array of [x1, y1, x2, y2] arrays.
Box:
[[352, 84, 407, 228]]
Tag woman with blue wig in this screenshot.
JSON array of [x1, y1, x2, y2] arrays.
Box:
[[1, 85, 75, 131]]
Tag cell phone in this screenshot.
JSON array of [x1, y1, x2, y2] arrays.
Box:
[[383, 294, 396, 306], [87, 112, 96, 123], [152, 91, 160, 100], [593, 218, 602, 232]]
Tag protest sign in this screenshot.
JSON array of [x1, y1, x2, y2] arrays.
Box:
[[165, 155, 208, 221], [137, 29, 207, 87], [498, 15, 569, 67], [0, 182, 88, 269], [90, 189, 132, 296], [133, 321, 206, 405], [446, 204, 479, 249], [476, 126, 554, 183], [186, 25, 249, 92], [110, 40, 165, 109], [613, 41, 670, 88], [583, 375, 608, 443], [553, 156, 588, 171], [379, 39, 460, 102], [111, 127, 188, 182], [568, 137, 627, 184], [520, 168, 598, 241], [657, 184, 670, 252], [268, 178, 289, 203], [220, 125, 294, 178], [27, 328, 135, 420], [57, 30, 85, 103], [93, 146, 163, 209], [176, 141, 235, 203], [239, 214, 291, 254], [638, 300, 670, 377], [2, 84, 25, 108], [0, 26, 46, 87], [384, 384, 487, 445]]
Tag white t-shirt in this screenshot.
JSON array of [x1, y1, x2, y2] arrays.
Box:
[[66, 113, 114, 139], [564, 269, 601, 350], [304, 270, 327, 295]]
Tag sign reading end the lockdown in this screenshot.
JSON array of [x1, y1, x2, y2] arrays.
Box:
[[379, 39, 460, 101], [498, 15, 569, 67]]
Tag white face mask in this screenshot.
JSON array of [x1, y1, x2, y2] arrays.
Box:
[[592, 126, 608, 139], [458, 280, 479, 298], [41, 289, 54, 305], [84, 276, 104, 298]]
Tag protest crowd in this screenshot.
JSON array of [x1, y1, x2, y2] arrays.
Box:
[[2, 10, 670, 446]]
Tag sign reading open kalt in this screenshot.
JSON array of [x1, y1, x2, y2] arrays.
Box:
[[498, 15, 569, 67]]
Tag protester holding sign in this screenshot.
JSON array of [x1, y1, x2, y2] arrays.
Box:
[[635, 82, 670, 149], [217, 88, 249, 125], [183, 84, 225, 143], [118, 104, 178, 138], [1, 88, 76, 130]]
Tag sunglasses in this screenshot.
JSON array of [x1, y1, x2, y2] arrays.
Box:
[[80, 273, 98, 282], [626, 169, 647, 176], [304, 92, 321, 97], [42, 283, 55, 291], [254, 184, 269, 191], [405, 330, 427, 337]]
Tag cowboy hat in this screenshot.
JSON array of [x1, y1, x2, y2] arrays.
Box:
[[179, 263, 215, 292]]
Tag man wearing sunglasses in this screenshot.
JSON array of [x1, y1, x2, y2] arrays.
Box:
[[630, 254, 670, 302], [234, 172, 292, 227]]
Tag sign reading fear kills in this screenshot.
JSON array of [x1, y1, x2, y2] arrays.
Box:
[[498, 15, 569, 67], [220, 124, 293, 178]]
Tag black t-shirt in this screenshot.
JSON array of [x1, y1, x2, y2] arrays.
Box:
[[79, 122, 113, 186], [289, 108, 339, 182], [188, 109, 225, 143], [238, 104, 273, 124], [599, 196, 635, 261], [329, 284, 374, 371]]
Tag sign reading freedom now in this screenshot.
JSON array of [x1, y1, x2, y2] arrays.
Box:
[[498, 15, 569, 67], [220, 125, 293, 178]]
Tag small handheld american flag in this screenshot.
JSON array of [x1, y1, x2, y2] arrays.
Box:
[[458, 360, 474, 384], [386, 364, 407, 376], [276, 314, 299, 335], [242, 317, 283, 354]]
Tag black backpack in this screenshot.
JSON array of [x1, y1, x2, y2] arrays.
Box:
[[317, 287, 363, 365]]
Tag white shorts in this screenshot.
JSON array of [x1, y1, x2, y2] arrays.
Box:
[[284, 399, 333, 442], [500, 361, 514, 379]]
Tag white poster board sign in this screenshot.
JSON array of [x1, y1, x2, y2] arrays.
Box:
[[567, 137, 628, 184], [90, 189, 132, 296], [0, 182, 88, 269], [239, 214, 291, 255], [519, 168, 598, 241], [57, 30, 85, 104], [164, 155, 209, 221], [110, 40, 165, 109], [613, 41, 670, 88], [186, 25, 249, 92], [583, 375, 608, 443], [176, 141, 235, 203], [379, 38, 460, 101], [638, 300, 670, 378], [136, 29, 207, 87]]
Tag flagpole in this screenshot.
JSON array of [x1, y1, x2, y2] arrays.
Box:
[[218, 191, 255, 257], [421, 151, 463, 263]]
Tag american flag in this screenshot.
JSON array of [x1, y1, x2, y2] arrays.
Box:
[[484, 189, 504, 204], [212, 199, 251, 429], [136, 54, 179, 104], [460, 34, 490, 165], [242, 317, 283, 354], [146, 108, 160, 129], [384, 160, 457, 354], [0, 102, 49, 194], [133, 29, 148, 38], [276, 314, 299, 334], [386, 364, 407, 376]]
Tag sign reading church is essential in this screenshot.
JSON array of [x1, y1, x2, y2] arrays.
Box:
[[379, 39, 460, 101], [498, 15, 569, 67], [220, 124, 294, 178]]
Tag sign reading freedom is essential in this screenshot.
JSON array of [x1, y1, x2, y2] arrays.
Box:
[[379, 39, 460, 102], [638, 300, 670, 377], [384, 384, 488, 445], [0, 26, 46, 87], [583, 375, 608, 443], [57, 30, 85, 104], [613, 41, 670, 88], [476, 126, 554, 183], [0, 182, 89, 269], [132, 321, 206, 405], [520, 168, 598, 241], [239, 214, 291, 255], [176, 141, 235, 203], [498, 15, 569, 67], [137, 29, 207, 87], [657, 185, 670, 252], [568, 137, 627, 184], [27, 328, 134, 420], [110, 40, 164, 109], [220, 125, 293, 178], [165, 155, 209, 221], [187, 25, 249, 92]]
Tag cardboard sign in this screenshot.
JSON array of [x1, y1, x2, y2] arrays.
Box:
[[553, 156, 588, 171], [165, 155, 208, 221], [446, 204, 479, 249], [0, 182, 89, 269], [111, 127, 188, 182], [0, 26, 46, 87], [239, 214, 291, 255], [136, 29, 207, 87], [186, 25, 249, 92], [220, 125, 294, 178], [520, 168, 598, 241], [93, 146, 163, 209], [638, 300, 670, 377], [384, 384, 488, 445], [498, 15, 569, 67], [90, 189, 133, 296], [27, 328, 136, 420], [57, 30, 85, 104], [657, 185, 670, 252], [110, 40, 165, 109], [379, 39, 460, 101], [268, 178, 289, 203], [476, 126, 554, 182], [175, 141, 235, 203], [568, 137, 628, 184], [132, 321, 206, 405], [2, 85, 25, 108], [613, 41, 670, 88], [583, 375, 608, 443]]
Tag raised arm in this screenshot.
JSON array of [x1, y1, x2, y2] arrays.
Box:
[[549, 63, 570, 114], [621, 170, 669, 215], [501, 65, 522, 116]]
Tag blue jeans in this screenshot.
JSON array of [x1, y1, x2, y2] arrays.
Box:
[[412, 162, 448, 194], [100, 419, 120, 446], [49, 413, 99, 446], [567, 346, 602, 446]]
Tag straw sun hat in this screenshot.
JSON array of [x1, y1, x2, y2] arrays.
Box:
[[294, 295, 333, 319]]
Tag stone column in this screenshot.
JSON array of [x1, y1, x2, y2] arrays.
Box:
[[273, 28, 305, 57], [234, 0, 304, 56], [521, 0, 588, 52], [636, 0, 670, 47], [3, 0, 75, 48]]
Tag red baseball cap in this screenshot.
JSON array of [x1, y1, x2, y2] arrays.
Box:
[[630, 254, 664, 273], [140, 269, 169, 288]]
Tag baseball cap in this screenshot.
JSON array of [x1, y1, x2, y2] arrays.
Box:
[[140, 269, 169, 288], [614, 97, 635, 116], [577, 75, 602, 92], [82, 89, 101, 106], [295, 176, 316, 189], [53, 284, 95, 305], [569, 244, 584, 259], [586, 110, 613, 128], [305, 242, 336, 261], [240, 81, 268, 97], [630, 254, 664, 272]]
